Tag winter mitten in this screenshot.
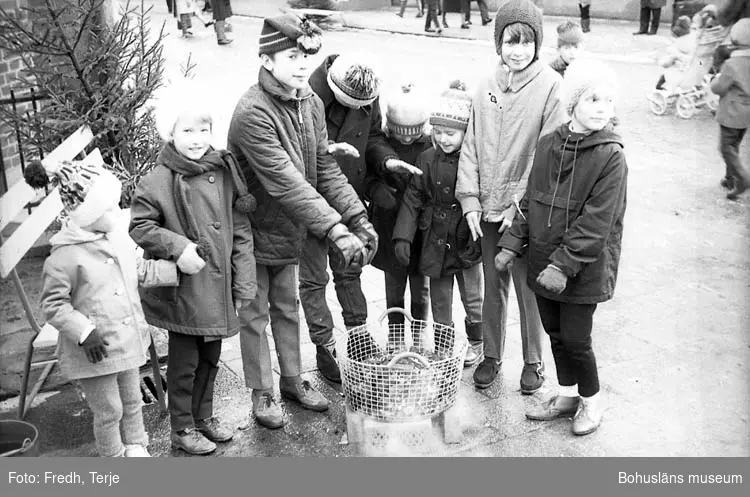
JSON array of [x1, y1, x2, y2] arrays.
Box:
[[177, 243, 206, 275], [328, 224, 367, 270], [81, 329, 109, 364], [370, 182, 398, 211], [494, 249, 516, 271], [349, 216, 379, 265], [394, 240, 411, 267], [536, 265, 568, 294]]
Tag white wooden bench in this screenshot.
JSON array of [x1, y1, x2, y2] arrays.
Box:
[[0, 125, 167, 419]]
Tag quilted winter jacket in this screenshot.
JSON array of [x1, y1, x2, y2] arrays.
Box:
[[308, 54, 398, 199], [227, 67, 366, 266], [499, 124, 628, 304], [393, 147, 482, 279], [41, 214, 177, 380]]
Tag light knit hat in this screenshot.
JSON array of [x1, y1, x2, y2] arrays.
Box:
[[672, 16, 692, 38], [429, 81, 472, 132], [557, 21, 583, 47], [326, 54, 381, 108], [258, 13, 322, 56], [730, 18, 750, 47], [24, 159, 122, 228], [386, 83, 430, 138], [563, 58, 618, 118], [494, 0, 544, 59]]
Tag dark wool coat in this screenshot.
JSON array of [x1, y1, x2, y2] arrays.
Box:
[[129, 149, 257, 337], [227, 67, 365, 266], [499, 124, 628, 304], [642, 0, 667, 9], [365, 134, 430, 274], [308, 54, 398, 200], [212, 0, 232, 21], [393, 146, 482, 279], [719, 0, 750, 26]]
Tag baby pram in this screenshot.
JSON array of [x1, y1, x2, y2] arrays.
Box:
[[648, 24, 728, 118]]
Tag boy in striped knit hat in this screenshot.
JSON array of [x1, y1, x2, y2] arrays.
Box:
[[228, 13, 373, 430]]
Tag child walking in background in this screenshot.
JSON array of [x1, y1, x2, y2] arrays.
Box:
[[365, 82, 431, 333], [130, 82, 258, 455], [496, 59, 628, 436], [711, 18, 750, 199], [33, 159, 179, 457], [456, 0, 565, 392], [550, 21, 584, 77], [175, 0, 214, 38], [393, 81, 484, 366]]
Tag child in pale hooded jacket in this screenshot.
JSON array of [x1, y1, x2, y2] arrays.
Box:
[[456, 0, 565, 393], [31, 159, 179, 458]]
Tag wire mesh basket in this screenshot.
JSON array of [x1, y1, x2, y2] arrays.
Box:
[[336, 308, 467, 423]]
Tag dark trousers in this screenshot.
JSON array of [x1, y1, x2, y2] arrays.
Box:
[[425, 0, 440, 29], [461, 0, 491, 23], [535, 295, 599, 397], [384, 269, 429, 324], [638, 7, 661, 34], [720, 125, 749, 186], [299, 232, 367, 346], [167, 332, 222, 432]]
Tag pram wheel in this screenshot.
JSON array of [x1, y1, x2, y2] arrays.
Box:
[[648, 91, 669, 115], [676, 95, 696, 119]]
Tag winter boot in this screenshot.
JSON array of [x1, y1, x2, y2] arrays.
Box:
[[648, 8, 661, 35], [463, 320, 484, 367], [215, 20, 233, 45], [316, 341, 341, 383]]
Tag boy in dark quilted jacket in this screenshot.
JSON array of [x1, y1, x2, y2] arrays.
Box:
[[393, 82, 484, 367]]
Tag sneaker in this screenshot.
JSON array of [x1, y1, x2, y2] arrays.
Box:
[[572, 397, 602, 436], [251, 390, 284, 429], [195, 417, 234, 443], [124, 444, 151, 457], [464, 341, 484, 368], [520, 362, 545, 395], [473, 357, 502, 389], [316, 344, 341, 383], [280, 378, 329, 412], [526, 395, 579, 421], [171, 428, 216, 455]]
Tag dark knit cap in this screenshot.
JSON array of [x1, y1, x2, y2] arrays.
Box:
[[258, 13, 322, 56], [494, 0, 544, 59]]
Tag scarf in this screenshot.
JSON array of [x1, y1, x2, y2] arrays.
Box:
[[156, 142, 256, 258]]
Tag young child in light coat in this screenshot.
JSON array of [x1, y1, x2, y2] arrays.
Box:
[[31, 159, 178, 457]]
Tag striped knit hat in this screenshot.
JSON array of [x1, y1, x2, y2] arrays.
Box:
[[258, 13, 322, 56], [326, 54, 381, 108], [429, 81, 472, 132], [386, 83, 430, 138]]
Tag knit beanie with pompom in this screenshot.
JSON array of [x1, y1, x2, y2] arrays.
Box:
[[386, 83, 431, 138], [429, 80, 473, 132], [326, 54, 381, 108]]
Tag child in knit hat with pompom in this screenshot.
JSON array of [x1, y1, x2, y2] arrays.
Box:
[[456, 0, 565, 393], [31, 159, 180, 457], [497, 58, 628, 436], [130, 80, 257, 455], [653, 15, 696, 90], [393, 81, 484, 365], [364, 82, 431, 336], [711, 18, 750, 200]]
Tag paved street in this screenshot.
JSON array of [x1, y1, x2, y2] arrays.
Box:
[[1, 0, 748, 457]]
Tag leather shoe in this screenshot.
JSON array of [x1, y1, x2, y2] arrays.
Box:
[[316, 345, 341, 383], [280, 377, 329, 412], [520, 362, 545, 395], [171, 428, 216, 455], [572, 397, 602, 436], [195, 417, 234, 443], [473, 357, 501, 389], [252, 390, 284, 429], [526, 395, 579, 421]]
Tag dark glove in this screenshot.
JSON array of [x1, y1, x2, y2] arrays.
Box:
[[494, 249, 516, 271], [394, 240, 411, 267], [370, 183, 398, 211], [536, 265, 568, 294], [327, 224, 367, 270], [80, 329, 109, 364], [349, 216, 379, 266]]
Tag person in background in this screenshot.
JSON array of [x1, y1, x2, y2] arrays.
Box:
[[634, 0, 667, 35], [579, 1, 591, 33], [550, 21, 584, 77]]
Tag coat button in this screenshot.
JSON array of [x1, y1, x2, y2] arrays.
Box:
[[437, 238, 444, 245], [105, 258, 115, 264], [208, 175, 215, 183], [356, 132, 362, 137], [213, 222, 221, 229], [443, 187, 451, 194]]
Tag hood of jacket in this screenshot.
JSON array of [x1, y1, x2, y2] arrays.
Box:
[[49, 211, 130, 248]]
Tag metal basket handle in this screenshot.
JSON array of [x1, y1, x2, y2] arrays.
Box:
[[377, 307, 414, 324], [386, 351, 431, 370]]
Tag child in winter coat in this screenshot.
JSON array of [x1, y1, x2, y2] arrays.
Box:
[[174, 0, 214, 38], [496, 59, 628, 436], [550, 21, 584, 77], [365, 82, 431, 333], [227, 14, 371, 430], [34, 159, 179, 457], [654, 16, 696, 90], [129, 82, 257, 455], [456, 0, 565, 392], [393, 82, 484, 366], [711, 18, 750, 199]]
